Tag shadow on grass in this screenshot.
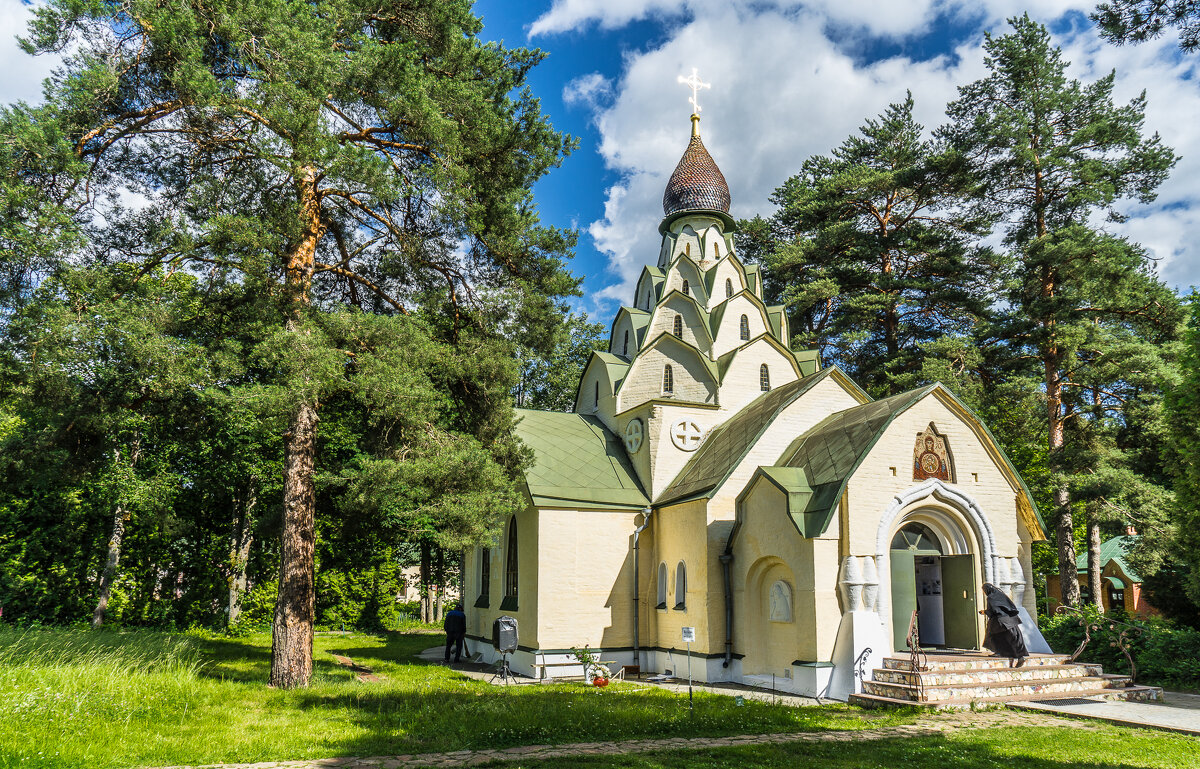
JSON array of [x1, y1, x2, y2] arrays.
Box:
[[189, 635, 346, 683]]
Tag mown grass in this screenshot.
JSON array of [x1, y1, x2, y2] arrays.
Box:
[[0, 627, 909, 769], [508, 725, 1200, 769]]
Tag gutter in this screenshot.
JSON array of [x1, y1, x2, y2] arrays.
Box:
[[632, 506, 653, 669]]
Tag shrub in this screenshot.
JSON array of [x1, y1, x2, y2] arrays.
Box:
[[1040, 606, 1200, 688]]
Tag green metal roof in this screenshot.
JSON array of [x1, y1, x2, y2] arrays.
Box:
[[1075, 535, 1140, 582], [514, 409, 649, 510], [742, 466, 842, 538], [766, 306, 784, 339], [772, 387, 938, 536], [592, 350, 631, 388], [745, 265, 761, 296], [656, 368, 841, 505], [794, 348, 821, 376], [614, 307, 651, 347]]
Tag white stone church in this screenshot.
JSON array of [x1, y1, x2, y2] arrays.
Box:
[[463, 109, 1050, 700]]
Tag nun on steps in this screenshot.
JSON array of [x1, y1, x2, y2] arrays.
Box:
[[980, 582, 1029, 666]]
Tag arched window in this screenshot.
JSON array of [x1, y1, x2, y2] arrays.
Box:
[[673, 314, 683, 337], [656, 562, 668, 609], [478, 548, 491, 607], [622, 329, 629, 356], [663, 365, 674, 394], [740, 314, 750, 340], [726, 278, 733, 298], [713, 241, 720, 258], [504, 517, 519, 599], [685, 242, 691, 256], [890, 522, 943, 553], [682, 279, 689, 296], [760, 364, 770, 392], [593, 381, 600, 410], [675, 561, 687, 609]]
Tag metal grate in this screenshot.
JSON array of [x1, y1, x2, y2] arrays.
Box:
[[1033, 697, 1104, 706]]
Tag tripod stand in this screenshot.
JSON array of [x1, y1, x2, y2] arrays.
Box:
[[489, 651, 514, 685]]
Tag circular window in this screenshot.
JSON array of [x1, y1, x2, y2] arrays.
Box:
[[891, 522, 943, 553]]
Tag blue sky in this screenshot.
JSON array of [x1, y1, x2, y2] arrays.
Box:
[[3, 0, 1198, 314], [470, 1, 1200, 316]]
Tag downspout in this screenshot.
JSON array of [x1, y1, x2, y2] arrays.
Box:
[[721, 518, 742, 668], [633, 505, 653, 669]]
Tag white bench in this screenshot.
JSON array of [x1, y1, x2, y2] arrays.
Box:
[[532, 652, 623, 682]]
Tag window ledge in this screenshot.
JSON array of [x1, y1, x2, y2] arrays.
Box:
[[474, 595, 490, 609], [655, 602, 667, 610], [499, 596, 519, 611], [673, 603, 686, 611]]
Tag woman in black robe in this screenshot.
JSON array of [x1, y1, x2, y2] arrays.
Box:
[[981, 582, 1028, 666]]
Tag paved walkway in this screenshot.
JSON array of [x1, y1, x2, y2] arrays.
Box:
[[1010, 691, 1200, 736]]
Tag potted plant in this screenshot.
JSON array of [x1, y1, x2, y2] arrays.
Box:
[[570, 646, 610, 687]]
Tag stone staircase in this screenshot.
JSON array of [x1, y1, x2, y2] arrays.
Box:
[[849, 652, 1162, 709]]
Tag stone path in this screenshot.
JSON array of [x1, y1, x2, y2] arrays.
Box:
[[331, 654, 383, 684], [1010, 691, 1200, 736], [156, 711, 1088, 769]]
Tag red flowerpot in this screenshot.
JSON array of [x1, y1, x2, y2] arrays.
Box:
[[593, 677, 610, 688]]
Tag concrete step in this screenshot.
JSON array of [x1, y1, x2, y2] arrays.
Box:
[[862, 674, 1132, 702], [883, 653, 1071, 672], [871, 663, 1104, 687], [849, 684, 1163, 711]]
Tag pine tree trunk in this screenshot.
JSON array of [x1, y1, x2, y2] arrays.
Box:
[[269, 166, 322, 689], [420, 541, 432, 623], [92, 505, 127, 628], [228, 486, 257, 627], [1088, 518, 1103, 609], [1045, 307, 1080, 608], [435, 547, 445, 623]]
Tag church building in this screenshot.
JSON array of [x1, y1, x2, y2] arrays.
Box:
[[464, 105, 1049, 700]]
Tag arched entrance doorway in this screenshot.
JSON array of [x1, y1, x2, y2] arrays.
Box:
[[888, 515, 980, 652]]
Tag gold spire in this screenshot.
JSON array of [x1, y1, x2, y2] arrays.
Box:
[[691, 113, 700, 137]]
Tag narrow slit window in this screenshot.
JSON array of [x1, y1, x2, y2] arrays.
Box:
[[714, 242, 720, 258], [504, 517, 518, 599], [673, 314, 683, 337], [682, 279, 689, 296], [622, 329, 629, 356], [663, 365, 673, 394], [593, 381, 600, 410], [675, 562, 687, 609], [740, 314, 750, 340], [479, 548, 491, 603], [760, 364, 771, 392], [685, 243, 691, 256], [656, 563, 667, 609], [726, 278, 733, 298]]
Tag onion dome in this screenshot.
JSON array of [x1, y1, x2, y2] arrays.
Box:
[[662, 116, 731, 216]]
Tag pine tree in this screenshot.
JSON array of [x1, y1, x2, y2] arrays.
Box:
[[1093, 0, 1200, 51], [14, 0, 576, 686], [747, 95, 999, 395], [942, 15, 1180, 607]]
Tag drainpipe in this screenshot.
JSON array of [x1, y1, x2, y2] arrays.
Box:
[[721, 519, 742, 668], [632, 506, 653, 669]]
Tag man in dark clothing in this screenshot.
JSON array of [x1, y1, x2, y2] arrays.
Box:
[[980, 582, 1028, 666], [444, 603, 467, 664]]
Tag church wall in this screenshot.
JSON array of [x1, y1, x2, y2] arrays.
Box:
[[710, 295, 771, 358], [698, 224, 728, 266], [671, 226, 702, 264], [648, 499, 716, 659], [707, 258, 745, 310], [534, 507, 642, 650], [663, 258, 708, 307], [647, 402, 722, 496], [609, 314, 640, 359], [644, 296, 712, 356], [635, 272, 660, 311], [615, 404, 654, 495], [707, 375, 865, 521], [716, 340, 800, 415], [731, 480, 842, 671], [620, 346, 715, 412], [463, 503, 541, 658], [573, 360, 618, 431]]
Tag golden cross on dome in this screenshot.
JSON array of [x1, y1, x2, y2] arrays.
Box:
[[677, 68, 710, 117]]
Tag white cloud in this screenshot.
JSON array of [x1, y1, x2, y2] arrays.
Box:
[[563, 72, 614, 110], [560, 2, 1200, 310], [0, 0, 59, 106]]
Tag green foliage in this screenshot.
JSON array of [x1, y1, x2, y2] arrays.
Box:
[[316, 557, 405, 630], [1163, 292, 1200, 607], [1093, 0, 1200, 51], [517, 312, 607, 412], [1040, 606, 1200, 688]]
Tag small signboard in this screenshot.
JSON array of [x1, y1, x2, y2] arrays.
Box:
[[681, 626, 696, 643]]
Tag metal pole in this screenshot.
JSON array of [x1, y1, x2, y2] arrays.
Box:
[[687, 640, 693, 712]]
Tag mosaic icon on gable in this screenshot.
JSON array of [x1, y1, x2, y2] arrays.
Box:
[[624, 419, 644, 454], [913, 423, 953, 482], [670, 419, 705, 451]]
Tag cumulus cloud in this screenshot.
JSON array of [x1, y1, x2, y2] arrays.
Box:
[[554, 2, 1200, 309], [563, 72, 615, 111], [0, 0, 59, 106]]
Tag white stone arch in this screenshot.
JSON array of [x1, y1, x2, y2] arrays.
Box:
[[872, 480, 998, 636]]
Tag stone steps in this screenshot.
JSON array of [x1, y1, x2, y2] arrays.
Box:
[[852, 653, 1163, 709], [850, 685, 1164, 711], [871, 662, 1104, 687]]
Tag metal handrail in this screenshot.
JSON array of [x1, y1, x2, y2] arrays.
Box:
[[905, 609, 927, 700], [1054, 605, 1144, 684]]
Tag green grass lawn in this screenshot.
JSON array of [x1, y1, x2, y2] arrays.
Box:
[[0, 626, 907, 769], [506, 726, 1200, 769]]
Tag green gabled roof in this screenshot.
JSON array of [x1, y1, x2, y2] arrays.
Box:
[[613, 307, 651, 348], [741, 466, 842, 539], [794, 348, 821, 376], [656, 368, 841, 505], [592, 350, 631, 388], [636, 266, 666, 303], [514, 409, 649, 510], [1075, 535, 1140, 582], [766, 306, 785, 339], [745, 264, 761, 296], [773, 386, 937, 537]]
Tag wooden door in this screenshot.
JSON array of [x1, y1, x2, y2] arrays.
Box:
[[941, 555, 979, 650]]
